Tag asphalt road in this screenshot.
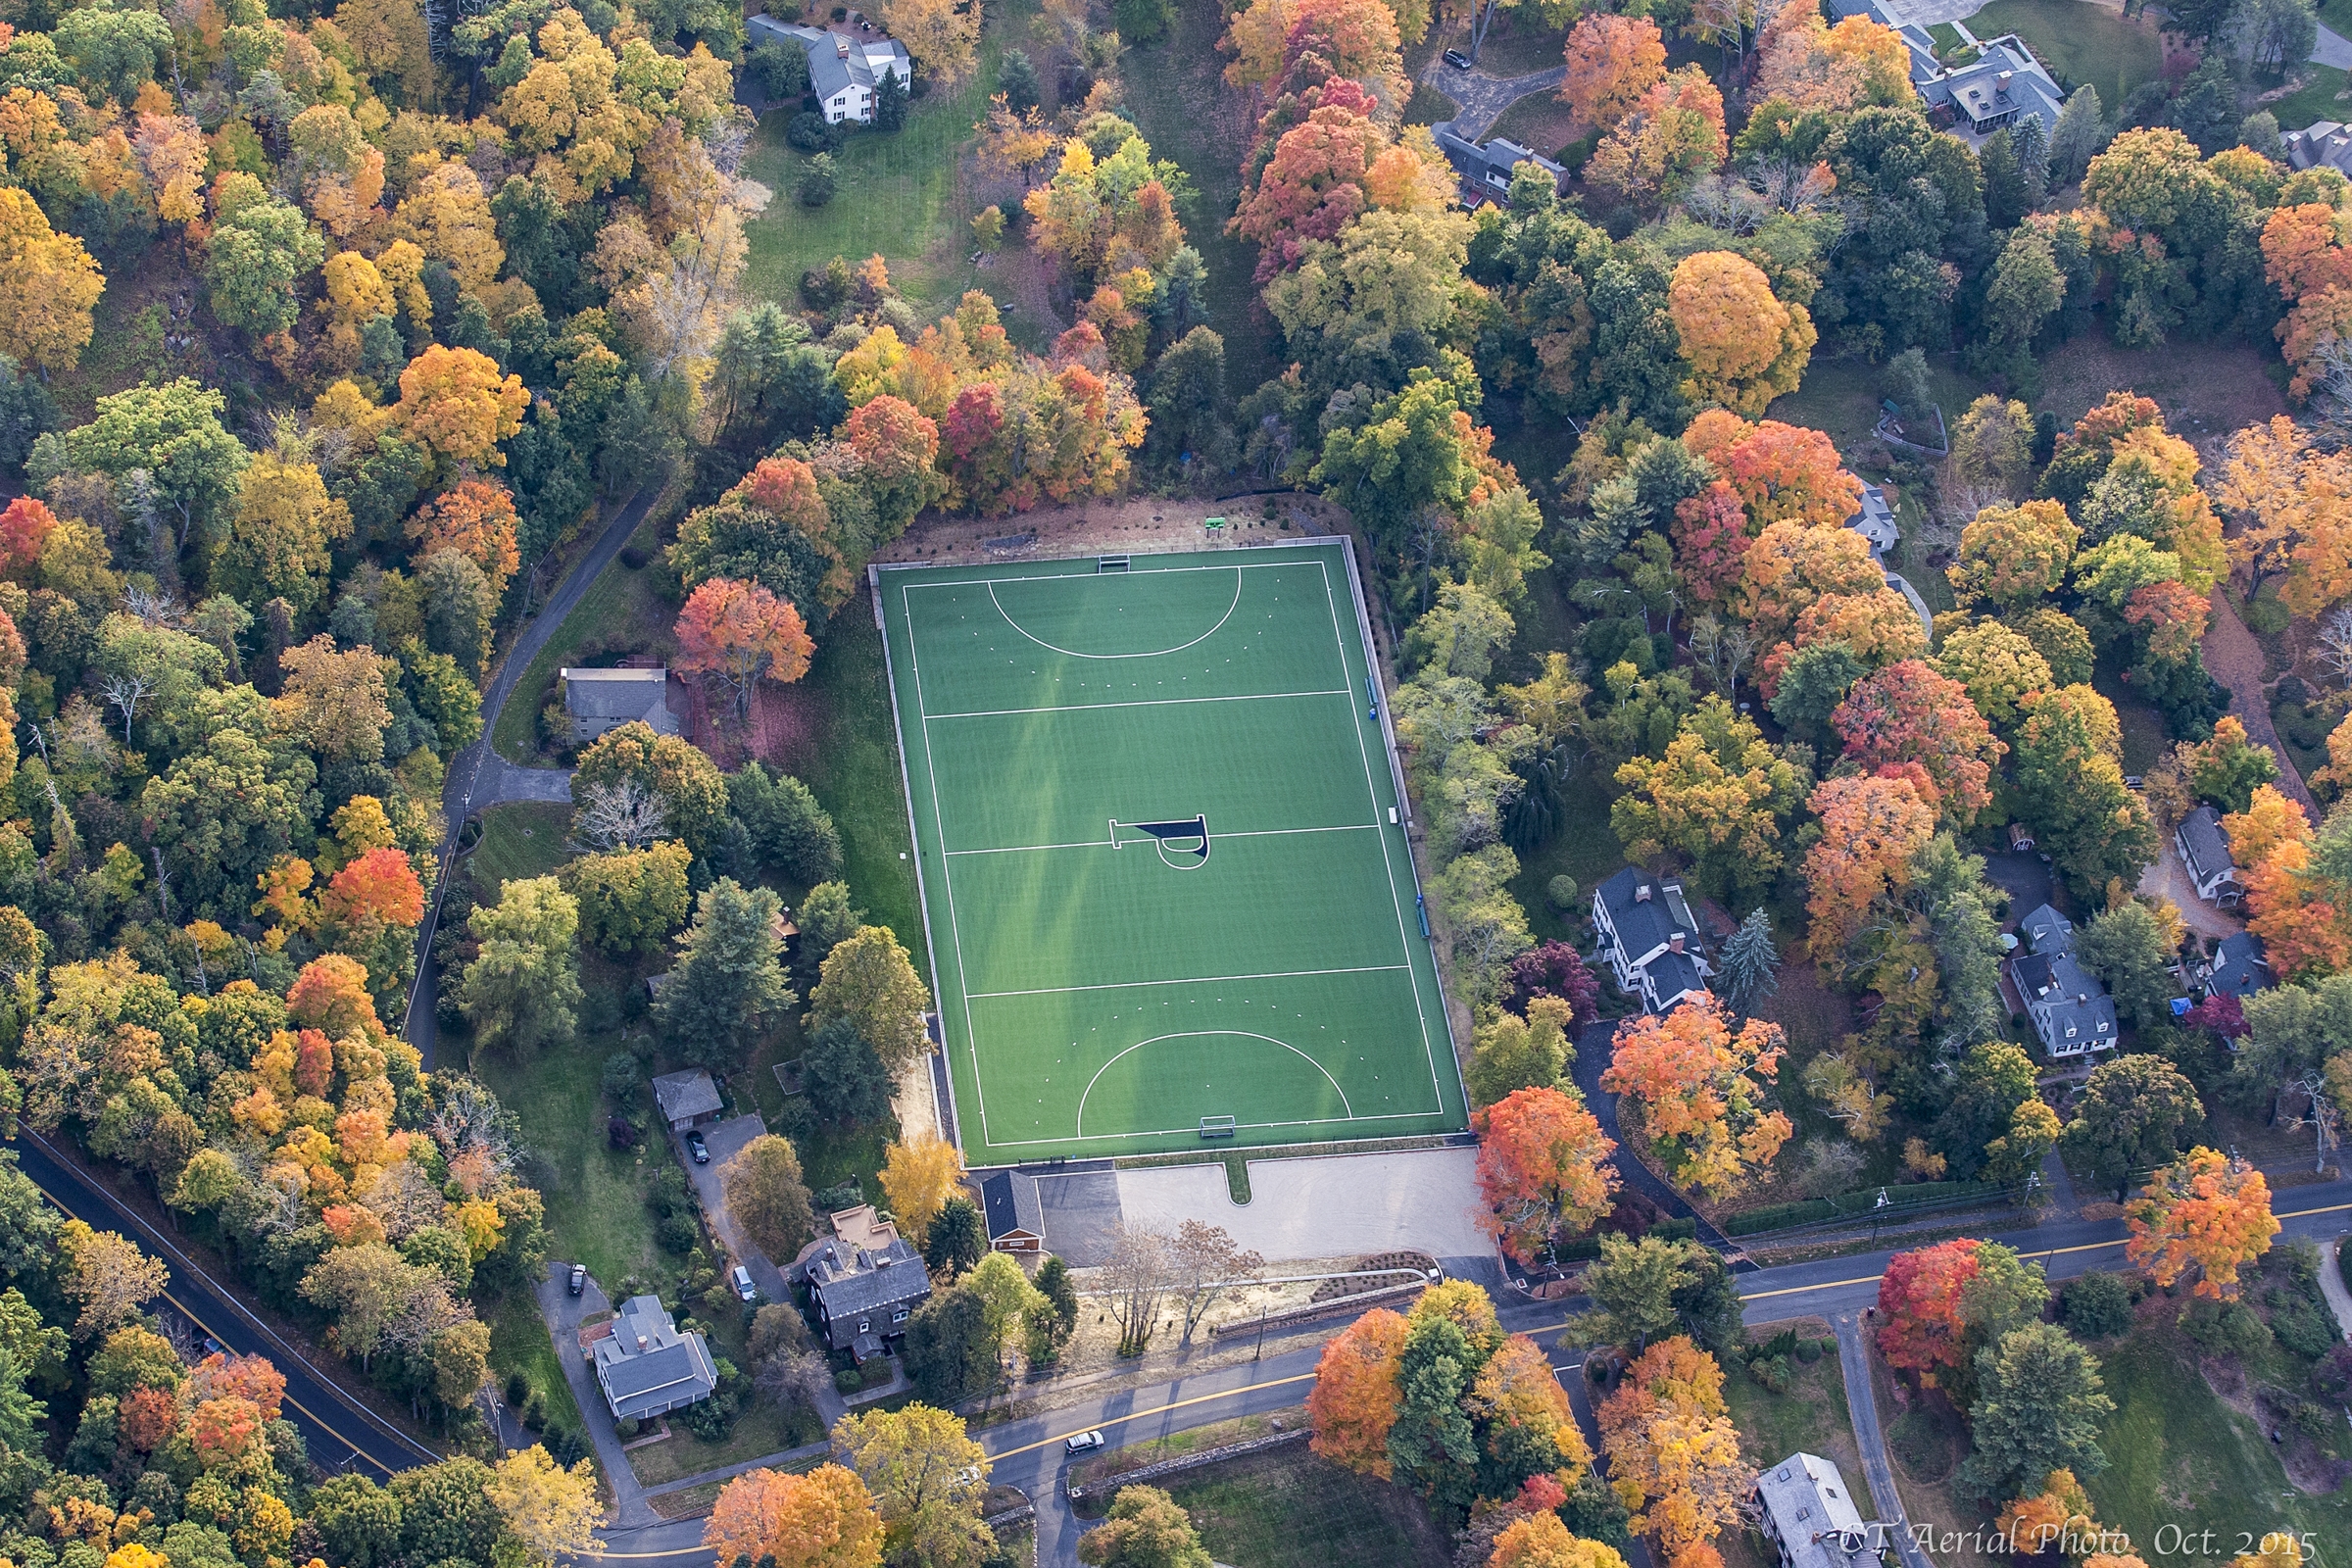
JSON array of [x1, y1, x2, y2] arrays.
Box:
[[10, 1130, 440, 1478]]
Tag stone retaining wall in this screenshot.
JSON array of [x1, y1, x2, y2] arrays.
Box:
[[1065, 1427, 1311, 1504]]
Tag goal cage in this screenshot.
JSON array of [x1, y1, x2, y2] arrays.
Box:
[[1199, 1115, 1237, 1140]]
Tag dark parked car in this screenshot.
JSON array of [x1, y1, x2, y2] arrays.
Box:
[[686, 1129, 710, 1164], [567, 1264, 586, 1296], [1443, 47, 1471, 69]]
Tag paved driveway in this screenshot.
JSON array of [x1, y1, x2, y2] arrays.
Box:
[[533, 1261, 659, 1526], [1113, 1148, 1491, 1267], [680, 1113, 796, 1301]]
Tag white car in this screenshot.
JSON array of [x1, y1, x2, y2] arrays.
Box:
[[1064, 1430, 1105, 1454], [731, 1265, 757, 1302]]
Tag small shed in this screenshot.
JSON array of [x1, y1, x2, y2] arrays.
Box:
[[651, 1068, 722, 1132], [562, 667, 677, 742], [2005, 822, 2036, 854], [980, 1170, 1045, 1254]]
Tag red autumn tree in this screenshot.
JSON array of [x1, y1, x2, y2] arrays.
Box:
[[285, 954, 383, 1039], [1830, 660, 2004, 823], [408, 478, 520, 600], [674, 577, 815, 720], [1558, 13, 1666, 135], [2124, 578, 2210, 665], [119, 1386, 179, 1452], [319, 847, 425, 933], [1671, 480, 1751, 604], [1472, 1086, 1620, 1264], [293, 1027, 334, 1098], [1801, 772, 1937, 957], [1683, 413, 1861, 531], [1231, 104, 1390, 277], [1600, 999, 1790, 1200], [0, 496, 55, 580], [2126, 1147, 2280, 1298], [1306, 1305, 1410, 1477], [1875, 1238, 1982, 1384]]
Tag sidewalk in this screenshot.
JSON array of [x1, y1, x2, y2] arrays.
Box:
[[2321, 1239, 2352, 1344]]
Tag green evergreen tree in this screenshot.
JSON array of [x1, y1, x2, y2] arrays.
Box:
[[655, 879, 796, 1068], [1718, 908, 1780, 1018]]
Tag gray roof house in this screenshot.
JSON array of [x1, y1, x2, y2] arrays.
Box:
[[1432, 125, 1563, 206], [561, 666, 676, 742], [589, 1295, 717, 1421], [1831, 1, 2062, 145], [2284, 120, 2352, 176], [2177, 806, 2245, 907], [1753, 1452, 1885, 1568], [1846, 484, 1898, 560], [650, 1068, 722, 1131], [799, 1206, 932, 1361], [2203, 931, 2270, 1002], [2009, 904, 2119, 1059], [980, 1170, 1045, 1254], [1591, 867, 1711, 1013], [747, 16, 911, 124]]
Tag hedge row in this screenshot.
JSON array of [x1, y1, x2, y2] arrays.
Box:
[[1722, 1181, 2000, 1237]]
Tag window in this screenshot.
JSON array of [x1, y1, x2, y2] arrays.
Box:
[[893, 1309, 910, 1324], [858, 1317, 870, 1333]]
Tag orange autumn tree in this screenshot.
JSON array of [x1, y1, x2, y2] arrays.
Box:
[[1558, 14, 1666, 136], [1595, 1336, 1745, 1564], [1684, 413, 1863, 531], [1948, 499, 2080, 609], [1830, 660, 2004, 824], [1600, 998, 1790, 1200], [1306, 1304, 1410, 1477], [1733, 520, 1885, 650], [2216, 415, 2352, 616], [1491, 1512, 1633, 1568], [1668, 251, 1816, 416], [705, 1464, 884, 1568], [2125, 1147, 2279, 1298], [394, 344, 528, 469], [673, 577, 815, 721], [0, 496, 56, 580], [407, 478, 521, 600], [1472, 1086, 1620, 1264], [1996, 1470, 2109, 1560], [318, 847, 424, 934], [285, 953, 386, 1041], [2259, 201, 2352, 396], [2231, 788, 2352, 981], [1800, 772, 1937, 958]]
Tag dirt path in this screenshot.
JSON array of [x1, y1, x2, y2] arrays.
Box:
[[2203, 587, 2318, 817]]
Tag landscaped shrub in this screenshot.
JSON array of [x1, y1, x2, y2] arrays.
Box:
[[2182, 1298, 2272, 1359], [786, 112, 834, 152], [799, 154, 839, 207], [2061, 1271, 2134, 1339], [835, 1368, 862, 1394]]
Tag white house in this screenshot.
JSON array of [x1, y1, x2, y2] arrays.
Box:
[[2009, 903, 2119, 1059], [1845, 483, 1899, 561], [1591, 867, 1711, 1012], [1753, 1453, 1885, 1568], [747, 15, 912, 124], [2176, 806, 2245, 907]]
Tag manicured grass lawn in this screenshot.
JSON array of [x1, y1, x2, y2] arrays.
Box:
[[1768, 355, 1983, 466], [1506, 760, 1629, 946], [1486, 92, 1580, 164], [2264, 66, 2352, 134], [489, 1291, 589, 1439], [474, 1033, 668, 1293], [1720, 1336, 1858, 1568], [1970, 0, 2162, 102], [465, 802, 574, 902], [1928, 21, 1967, 53], [774, 602, 929, 976], [1163, 1446, 1455, 1567], [628, 1396, 821, 1486], [739, 46, 1002, 316], [492, 509, 674, 763], [2084, 1320, 2352, 1559], [1120, 0, 1283, 398]]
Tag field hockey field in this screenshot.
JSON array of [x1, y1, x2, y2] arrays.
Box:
[[875, 540, 1466, 1164]]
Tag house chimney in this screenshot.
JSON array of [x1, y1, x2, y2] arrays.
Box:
[[1635, 884, 1652, 904], [1670, 933, 1686, 954], [637, 1336, 649, 1349]]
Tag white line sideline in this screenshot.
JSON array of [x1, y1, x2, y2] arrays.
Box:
[[965, 963, 1412, 1001], [925, 687, 1350, 720], [948, 823, 1377, 858]]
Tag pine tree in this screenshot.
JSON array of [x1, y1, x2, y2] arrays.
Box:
[[2048, 85, 2107, 186], [1718, 908, 1779, 1017]]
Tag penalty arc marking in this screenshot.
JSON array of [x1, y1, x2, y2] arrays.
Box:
[[985, 569, 1244, 660], [1074, 1031, 1354, 1137]]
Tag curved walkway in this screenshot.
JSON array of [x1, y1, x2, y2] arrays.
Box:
[[1418, 63, 1566, 142], [403, 486, 657, 1063]]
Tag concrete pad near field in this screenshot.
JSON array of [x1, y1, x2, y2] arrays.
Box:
[[1114, 1148, 1489, 1264], [1034, 1166, 1122, 1266]]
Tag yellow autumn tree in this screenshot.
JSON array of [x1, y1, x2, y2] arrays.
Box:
[[395, 345, 529, 468], [1668, 251, 1815, 416], [394, 159, 505, 293], [0, 187, 104, 370], [876, 0, 983, 88]]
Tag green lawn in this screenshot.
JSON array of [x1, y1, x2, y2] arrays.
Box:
[[1119, 0, 1283, 398], [1970, 0, 2163, 102], [1767, 355, 1984, 467], [465, 802, 574, 902], [1506, 760, 1629, 947], [492, 509, 676, 763], [474, 1032, 669, 1292], [2092, 649, 2174, 770], [1163, 1446, 1454, 1567], [878, 546, 1464, 1160], [2264, 67, 2352, 135], [740, 47, 1002, 316], [1721, 1340, 1859, 1568], [489, 1291, 589, 1443], [2084, 1321, 2352, 1561], [628, 1396, 821, 1486]]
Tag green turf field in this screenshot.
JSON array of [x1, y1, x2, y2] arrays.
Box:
[[876, 540, 1467, 1164]]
